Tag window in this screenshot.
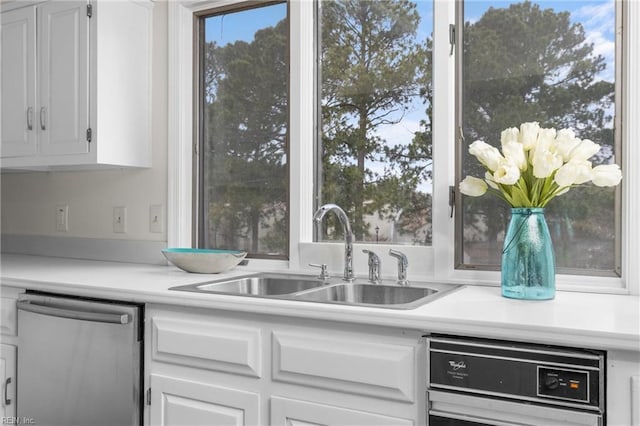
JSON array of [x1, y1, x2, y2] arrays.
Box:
[[316, 0, 434, 246], [456, 0, 621, 276], [196, 2, 289, 258], [177, 0, 636, 291]]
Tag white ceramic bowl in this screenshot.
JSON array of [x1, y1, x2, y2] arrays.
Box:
[[162, 248, 247, 274]]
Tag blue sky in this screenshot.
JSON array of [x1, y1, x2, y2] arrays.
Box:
[[204, 3, 286, 45], [203, 1, 615, 193]]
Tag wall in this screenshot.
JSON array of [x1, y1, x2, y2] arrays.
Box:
[[0, 1, 168, 248]]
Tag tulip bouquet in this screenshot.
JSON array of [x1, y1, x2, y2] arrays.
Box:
[[459, 122, 622, 207]]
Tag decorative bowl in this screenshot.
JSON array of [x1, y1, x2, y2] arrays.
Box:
[[162, 248, 247, 274]]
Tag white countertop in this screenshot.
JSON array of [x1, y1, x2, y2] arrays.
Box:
[[1, 254, 639, 352]]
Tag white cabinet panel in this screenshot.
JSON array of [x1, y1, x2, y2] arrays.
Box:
[[608, 350, 640, 426], [270, 396, 413, 426], [0, 6, 37, 157], [146, 306, 422, 426], [272, 330, 416, 402], [38, 1, 89, 156], [150, 374, 259, 426], [1, 1, 151, 169], [0, 297, 18, 337], [632, 375, 639, 426], [0, 344, 17, 419], [152, 316, 262, 378]]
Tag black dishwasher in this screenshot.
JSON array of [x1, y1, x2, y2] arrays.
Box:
[[427, 335, 605, 426]]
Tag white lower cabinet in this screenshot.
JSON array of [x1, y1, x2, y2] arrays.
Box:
[[146, 305, 423, 425], [149, 374, 260, 426], [0, 286, 21, 419], [607, 350, 640, 426], [0, 344, 17, 419], [270, 396, 413, 426]]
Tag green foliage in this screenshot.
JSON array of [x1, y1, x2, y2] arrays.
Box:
[[203, 18, 288, 255], [200, 0, 616, 268], [319, 0, 431, 242], [460, 1, 617, 271]]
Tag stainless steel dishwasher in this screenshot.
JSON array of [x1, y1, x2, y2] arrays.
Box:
[[427, 335, 605, 426], [17, 292, 143, 426]]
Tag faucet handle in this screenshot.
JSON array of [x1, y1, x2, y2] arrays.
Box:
[[389, 249, 409, 286], [362, 250, 381, 284], [309, 263, 330, 280]]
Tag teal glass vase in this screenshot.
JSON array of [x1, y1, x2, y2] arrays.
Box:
[[501, 208, 555, 300]]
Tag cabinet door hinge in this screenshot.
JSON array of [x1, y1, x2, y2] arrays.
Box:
[[87, 4, 93, 18], [86, 128, 92, 143], [146, 388, 151, 405]]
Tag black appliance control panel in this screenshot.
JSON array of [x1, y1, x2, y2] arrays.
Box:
[[538, 367, 589, 402], [428, 336, 605, 412]]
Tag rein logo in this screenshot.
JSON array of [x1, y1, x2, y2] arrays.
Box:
[[448, 360, 467, 371]]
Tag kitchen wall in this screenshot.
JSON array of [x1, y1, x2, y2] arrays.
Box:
[[1, 1, 168, 246]]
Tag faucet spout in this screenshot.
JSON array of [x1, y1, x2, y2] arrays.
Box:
[[313, 204, 354, 282]]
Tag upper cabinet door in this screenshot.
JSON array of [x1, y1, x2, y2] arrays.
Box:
[[1, 6, 37, 158], [38, 1, 90, 156]]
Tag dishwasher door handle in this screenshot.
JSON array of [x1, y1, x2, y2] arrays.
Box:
[[17, 300, 130, 324]]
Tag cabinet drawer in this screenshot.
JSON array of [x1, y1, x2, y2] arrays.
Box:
[[151, 316, 262, 378], [272, 330, 416, 402], [270, 396, 414, 426]]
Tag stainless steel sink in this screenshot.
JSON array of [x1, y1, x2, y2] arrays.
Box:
[[292, 283, 439, 307], [170, 273, 327, 296], [170, 272, 461, 309]]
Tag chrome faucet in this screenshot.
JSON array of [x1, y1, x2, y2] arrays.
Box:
[[363, 249, 381, 284], [313, 204, 354, 282], [389, 249, 409, 286]]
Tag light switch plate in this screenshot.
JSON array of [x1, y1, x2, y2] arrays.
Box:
[[113, 206, 127, 233], [149, 204, 163, 233], [55, 205, 69, 232]]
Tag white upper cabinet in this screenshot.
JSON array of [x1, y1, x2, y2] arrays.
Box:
[[0, 0, 152, 170], [38, 1, 90, 158], [1, 6, 37, 158]]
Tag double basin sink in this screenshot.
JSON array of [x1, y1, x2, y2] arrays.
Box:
[[170, 273, 461, 309]]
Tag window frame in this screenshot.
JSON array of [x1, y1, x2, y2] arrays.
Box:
[[168, 0, 640, 295], [193, 1, 291, 259], [454, 0, 624, 278]]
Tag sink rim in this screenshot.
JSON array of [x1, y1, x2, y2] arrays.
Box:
[[169, 272, 334, 296], [290, 282, 457, 309], [169, 272, 462, 309]]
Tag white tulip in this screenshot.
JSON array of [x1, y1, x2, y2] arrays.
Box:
[[591, 164, 622, 187], [485, 171, 499, 189], [532, 149, 563, 178], [468, 140, 504, 172], [501, 140, 527, 171], [554, 129, 581, 162], [519, 122, 540, 150], [500, 127, 520, 147], [535, 127, 557, 153], [459, 176, 488, 196], [493, 160, 521, 185], [554, 160, 593, 187], [568, 139, 601, 162]]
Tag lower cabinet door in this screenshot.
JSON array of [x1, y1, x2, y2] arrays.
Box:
[[0, 344, 17, 419], [149, 374, 260, 426], [270, 396, 414, 426]]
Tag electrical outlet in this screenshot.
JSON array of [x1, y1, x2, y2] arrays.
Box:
[[113, 206, 127, 233], [149, 204, 163, 233], [55, 205, 69, 232]]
